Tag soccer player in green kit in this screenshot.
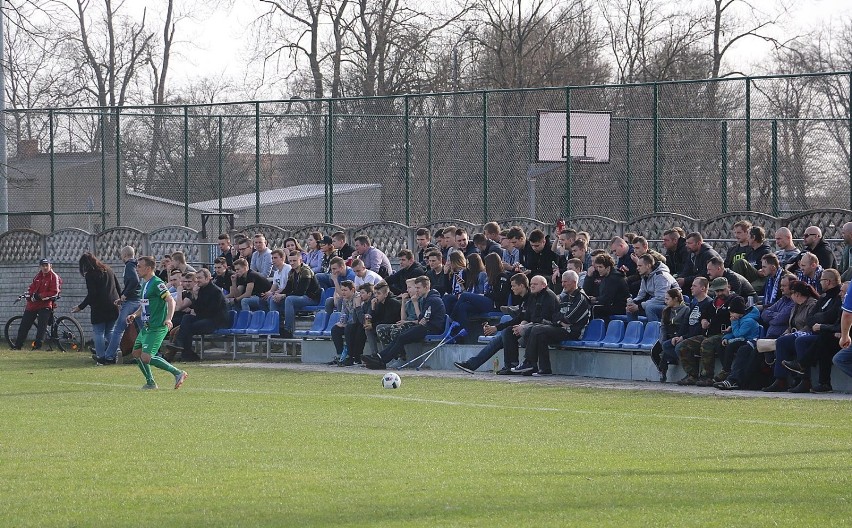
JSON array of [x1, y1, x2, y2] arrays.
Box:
[[127, 256, 188, 390]]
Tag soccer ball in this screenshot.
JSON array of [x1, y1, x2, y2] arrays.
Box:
[[382, 372, 402, 389]]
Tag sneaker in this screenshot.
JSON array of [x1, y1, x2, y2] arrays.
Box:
[[496, 366, 519, 375], [142, 382, 158, 390], [810, 383, 833, 393], [696, 377, 714, 387], [676, 375, 697, 386], [714, 380, 739, 390], [713, 370, 729, 383], [386, 358, 405, 369], [361, 355, 386, 370], [326, 358, 340, 366], [341, 357, 355, 367], [10, 345, 21, 350], [174, 371, 188, 390], [511, 362, 537, 374], [782, 360, 805, 375], [453, 361, 476, 374], [531, 370, 552, 377]]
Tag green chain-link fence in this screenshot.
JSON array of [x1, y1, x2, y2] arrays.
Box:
[[3, 72, 850, 233]]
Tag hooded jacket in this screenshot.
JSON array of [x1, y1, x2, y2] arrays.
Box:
[[682, 242, 722, 288], [418, 288, 447, 334], [635, 261, 679, 306], [386, 262, 426, 295], [661, 302, 690, 342], [666, 237, 690, 277], [722, 306, 761, 342], [596, 269, 630, 312]]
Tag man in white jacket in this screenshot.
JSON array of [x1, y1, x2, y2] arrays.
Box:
[[627, 254, 679, 322]]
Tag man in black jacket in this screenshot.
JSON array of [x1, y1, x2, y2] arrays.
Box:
[[677, 232, 722, 290], [497, 275, 559, 374], [172, 268, 229, 362], [662, 228, 689, 277], [425, 250, 450, 295], [788, 226, 836, 271], [386, 249, 426, 295], [521, 229, 560, 278], [513, 271, 590, 376]]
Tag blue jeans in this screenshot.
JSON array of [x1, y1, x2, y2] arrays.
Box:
[[642, 300, 666, 322], [450, 292, 494, 326], [316, 273, 333, 290], [104, 299, 140, 360], [833, 347, 852, 378], [283, 295, 317, 332], [660, 339, 679, 365], [92, 319, 117, 360], [241, 296, 264, 312], [466, 329, 506, 370], [774, 332, 815, 379]]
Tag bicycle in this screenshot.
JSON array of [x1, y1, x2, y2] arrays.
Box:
[[5, 294, 85, 352]]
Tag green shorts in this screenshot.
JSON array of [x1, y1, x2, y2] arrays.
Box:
[[133, 325, 169, 356]]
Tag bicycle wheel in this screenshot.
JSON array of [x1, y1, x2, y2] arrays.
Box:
[[53, 316, 85, 352], [5, 315, 24, 348]]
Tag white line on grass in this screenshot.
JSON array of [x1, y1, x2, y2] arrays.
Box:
[[54, 381, 835, 430]]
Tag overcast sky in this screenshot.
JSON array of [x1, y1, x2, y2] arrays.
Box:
[[165, 0, 852, 97]]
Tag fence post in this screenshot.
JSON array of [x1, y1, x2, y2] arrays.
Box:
[[115, 107, 121, 226], [183, 105, 189, 227], [427, 116, 432, 223], [771, 119, 778, 216], [404, 95, 411, 225], [625, 118, 631, 221], [100, 111, 106, 228], [652, 83, 659, 213], [327, 99, 334, 224], [565, 86, 572, 217], [482, 91, 488, 223], [721, 120, 728, 213], [218, 115, 223, 235], [48, 109, 55, 232], [745, 77, 752, 210], [254, 102, 260, 224]]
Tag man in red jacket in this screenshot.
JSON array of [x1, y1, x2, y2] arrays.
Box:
[[12, 258, 62, 350]]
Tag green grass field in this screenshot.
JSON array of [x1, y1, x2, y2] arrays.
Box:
[[1, 350, 851, 527]]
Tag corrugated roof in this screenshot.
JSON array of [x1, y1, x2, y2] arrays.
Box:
[[189, 183, 381, 211]]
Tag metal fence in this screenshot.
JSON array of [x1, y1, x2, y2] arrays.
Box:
[[3, 72, 851, 234]]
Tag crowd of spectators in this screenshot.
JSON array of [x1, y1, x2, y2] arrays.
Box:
[[93, 219, 852, 393]]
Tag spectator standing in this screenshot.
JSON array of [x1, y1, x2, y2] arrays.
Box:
[[104, 245, 141, 363], [72, 253, 120, 365]]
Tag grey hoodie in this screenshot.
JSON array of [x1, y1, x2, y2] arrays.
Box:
[[634, 262, 679, 305]]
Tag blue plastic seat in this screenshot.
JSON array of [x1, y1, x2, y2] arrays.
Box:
[[425, 315, 457, 342], [245, 311, 279, 335], [581, 319, 625, 348], [610, 314, 633, 323], [319, 312, 342, 338], [216, 310, 250, 335], [616, 320, 645, 348], [569, 319, 605, 347], [303, 288, 333, 312], [295, 312, 328, 337], [243, 311, 267, 334], [628, 321, 661, 350]]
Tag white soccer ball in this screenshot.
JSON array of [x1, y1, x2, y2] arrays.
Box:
[[382, 372, 402, 389]]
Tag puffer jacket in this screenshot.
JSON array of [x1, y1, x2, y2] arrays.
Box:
[[722, 306, 761, 343]]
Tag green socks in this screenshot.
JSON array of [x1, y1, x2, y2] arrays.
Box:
[[149, 355, 182, 375], [135, 358, 154, 384]]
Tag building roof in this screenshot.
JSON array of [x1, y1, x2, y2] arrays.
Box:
[[189, 183, 381, 212]]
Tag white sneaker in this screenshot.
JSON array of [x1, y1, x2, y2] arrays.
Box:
[[386, 358, 405, 369]]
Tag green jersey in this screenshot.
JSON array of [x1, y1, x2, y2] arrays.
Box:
[[139, 275, 171, 328]]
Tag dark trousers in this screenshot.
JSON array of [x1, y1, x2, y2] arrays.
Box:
[[332, 323, 367, 360], [797, 332, 840, 385], [467, 329, 506, 370], [16, 308, 51, 348], [522, 325, 569, 371], [177, 314, 218, 356], [728, 340, 759, 385], [378, 324, 429, 363]]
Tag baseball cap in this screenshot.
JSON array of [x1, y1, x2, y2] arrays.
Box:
[[710, 277, 729, 291], [727, 296, 747, 315], [320, 235, 334, 246], [39, 258, 51, 265]]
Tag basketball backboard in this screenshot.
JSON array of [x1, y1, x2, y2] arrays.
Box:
[[537, 110, 611, 163]]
